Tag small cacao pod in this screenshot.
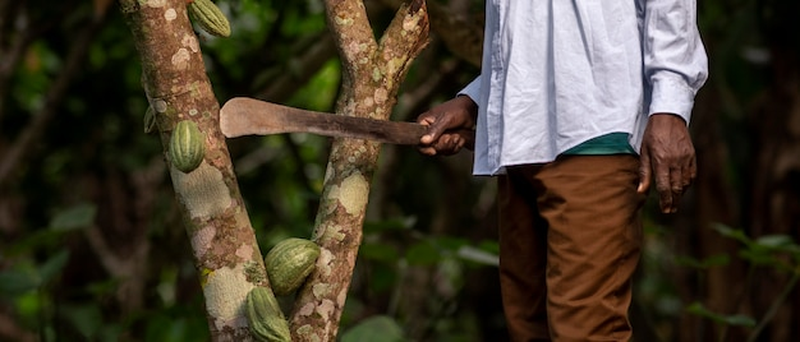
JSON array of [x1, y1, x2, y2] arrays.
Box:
[[265, 238, 321, 296], [188, 0, 231, 37], [169, 120, 205, 173], [246, 287, 291, 342], [143, 106, 156, 134]]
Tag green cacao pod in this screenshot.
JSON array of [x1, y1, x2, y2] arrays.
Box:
[[265, 238, 321, 296], [188, 0, 231, 37], [246, 287, 291, 342], [169, 120, 205, 173]]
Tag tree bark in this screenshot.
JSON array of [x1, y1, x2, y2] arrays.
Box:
[[118, 1, 269, 340], [288, 1, 429, 340]]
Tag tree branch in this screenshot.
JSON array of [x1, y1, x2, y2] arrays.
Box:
[[324, 0, 378, 81]]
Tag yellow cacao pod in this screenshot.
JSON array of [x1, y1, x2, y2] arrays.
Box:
[[169, 120, 205, 173], [265, 238, 320, 296], [188, 0, 231, 37], [246, 287, 291, 342]]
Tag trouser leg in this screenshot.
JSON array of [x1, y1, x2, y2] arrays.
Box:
[[537, 155, 645, 341], [498, 167, 550, 341], [497, 155, 644, 342]]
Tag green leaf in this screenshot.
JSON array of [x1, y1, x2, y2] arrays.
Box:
[[59, 304, 103, 339], [754, 234, 800, 257], [360, 242, 399, 263], [0, 268, 41, 296], [456, 245, 499, 267], [739, 248, 779, 266], [341, 316, 405, 342], [0, 251, 69, 296], [675, 254, 730, 269], [685, 301, 755, 327], [433, 237, 470, 251], [478, 240, 500, 255], [711, 223, 752, 246], [755, 234, 794, 249], [49, 203, 97, 231], [38, 250, 70, 284], [405, 241, 440, 266], [722, 314, 757, 327]]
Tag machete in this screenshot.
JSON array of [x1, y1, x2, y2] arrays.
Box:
[[220, 97, 428, 145]]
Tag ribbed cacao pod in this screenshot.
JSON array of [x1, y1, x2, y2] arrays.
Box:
[[246, 287, 291, 342], [188, 0, 231, 37], [169, 120, 205, 173], [265, 238, 320, 296]]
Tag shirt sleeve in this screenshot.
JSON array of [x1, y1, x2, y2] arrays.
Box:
[[641, 0, 708, 124], [457, 75, 484, 103]]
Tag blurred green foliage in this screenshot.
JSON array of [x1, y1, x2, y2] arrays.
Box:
[[1, 0, 799, 341]]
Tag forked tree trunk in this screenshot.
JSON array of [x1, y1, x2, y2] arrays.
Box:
[[288, 1, 429, 340], [120, 0, 429, 341]]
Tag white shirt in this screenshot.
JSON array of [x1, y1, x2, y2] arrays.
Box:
[[459, 0, 708, 175]]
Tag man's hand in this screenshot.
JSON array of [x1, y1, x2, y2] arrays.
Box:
[[416, 96, 478, 156], [638, 113, 696, 213]]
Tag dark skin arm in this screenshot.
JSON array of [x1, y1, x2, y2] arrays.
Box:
[[416, 96, 478, 156], [638, 113, 697, 213]]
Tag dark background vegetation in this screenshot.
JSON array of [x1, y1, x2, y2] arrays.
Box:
[[1, 0, 798, 341]]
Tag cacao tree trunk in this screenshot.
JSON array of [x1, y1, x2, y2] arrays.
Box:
[[118, 1, 269, 340], [288, 1, 429, 340]]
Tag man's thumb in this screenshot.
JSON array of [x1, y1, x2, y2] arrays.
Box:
[[421, 119, 448, 145], [638, 148, 651, 194]]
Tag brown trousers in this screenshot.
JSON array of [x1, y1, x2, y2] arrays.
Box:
[[498, 155, 645, 342]]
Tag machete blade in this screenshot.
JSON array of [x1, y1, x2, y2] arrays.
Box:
[[220, 97, 427, 145]]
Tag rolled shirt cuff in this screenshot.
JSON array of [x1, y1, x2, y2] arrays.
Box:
[[457, 76, 483, 103], [648, 73, 696, 125]]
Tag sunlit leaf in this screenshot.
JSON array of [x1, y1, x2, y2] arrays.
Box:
[[754, 235, 800, 257], [755, 234, 794, 249], [456, 245, 499, 267], [341, 315, 405, 342], [722, 314, 757, 327], [14, 291, 44, 323], [711, 223, 752, 246]]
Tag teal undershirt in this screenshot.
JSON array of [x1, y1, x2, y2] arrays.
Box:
[[561, 132, 636, 156]]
